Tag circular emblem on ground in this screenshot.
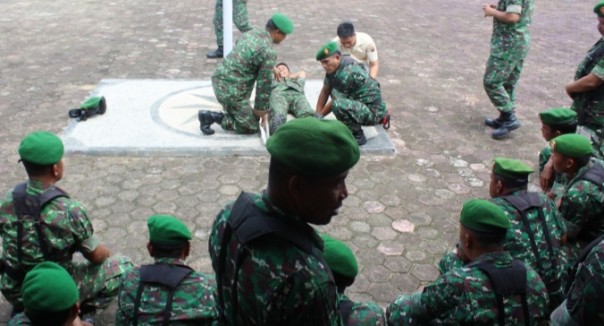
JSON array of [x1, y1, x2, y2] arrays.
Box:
[[152, 83, 223, 136]]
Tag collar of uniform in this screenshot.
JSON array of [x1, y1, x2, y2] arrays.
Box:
[[465, 251, 512, 269], [153, 257, 187, 267]]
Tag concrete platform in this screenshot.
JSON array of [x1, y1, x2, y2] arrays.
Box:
[[61, 79, 396, 157]]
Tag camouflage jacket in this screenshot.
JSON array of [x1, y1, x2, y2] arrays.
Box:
[[389, 252, 549, 325], [115, 257, 219, 325], [212, 28, 276, 111], [491, 191, 566, 289], [0, 180, 99, 275], [208, 191, 340, 325], [552, 237, 604, 325], [338, 293, 385, 326], [325, 57, 383, 107], [490, 0, 534, 58], [572, 38, 604, 129], [272, 77, 305, 94], [559, 158, 604, 244]]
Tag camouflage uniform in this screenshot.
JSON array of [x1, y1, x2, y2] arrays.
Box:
[[115, 257, 219, 325], [539, 146, 567, 197], [438, 191, 566, 310], [483, 0, 534, 113], [211, 28, 276, 134], [268, 77, 315, 134], [389, 252, 549, 325], [559, 158, 604, 264], [212, 0, 252, 49], [325, 57, 386, 131], [572, 38, 604, 153], [208, 192, 340, 325], [338, 294, 385, 326], [0, 180, 132, 310], [551, 237, 604, 325], [6, 312, 30, 325]]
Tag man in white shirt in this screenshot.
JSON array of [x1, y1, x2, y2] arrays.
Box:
[[333, 22, 379, 78]]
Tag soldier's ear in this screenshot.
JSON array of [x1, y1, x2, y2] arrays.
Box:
[[146, 242, 155, 257]]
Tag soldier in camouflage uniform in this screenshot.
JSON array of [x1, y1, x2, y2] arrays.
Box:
[[207, 0, 253, 59], [439, 157, 567, 311], [564, 1, 604, 160], [482, 0, 534, 139], [551, 134, 604, 266], [9, 262, 91, 326], [320, 233, 385, 325], [315, 41, 387, 146], [209, 117, 360, 325], [537, 108, 577, 199], [0, 131, 132, 322], [388, 199, 549, 325], [116, 214, 218, 325], [268, 62, 315, 134], [199, 13, 293, 135], [551, 236, 604, 325]]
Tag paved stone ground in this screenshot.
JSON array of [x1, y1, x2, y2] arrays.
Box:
[[0, 0, 597, 324]]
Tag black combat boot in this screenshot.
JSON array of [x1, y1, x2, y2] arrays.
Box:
[[352, 126, 367, 146], [484, 111, 504, 129], [198, 110, 224, 135], [206, 47, 224, 59], [491, 111, 521, 139]]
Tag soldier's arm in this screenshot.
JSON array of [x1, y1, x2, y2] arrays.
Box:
[[482, 4, 520, 23], [316, 82, 332, 115], [368, 61, 379, 79], [566, 74, 604, 98], [559, 183, 601, 240], [366, 37, 379, 78], [288, 71, 306, 79], [254, 52, 276, 111]]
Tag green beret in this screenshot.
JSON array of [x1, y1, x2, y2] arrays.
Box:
[[538, 107, 577, 126], [492, 157, 534, 179], [321, 234, 358, 278], [18, 131, 64, 165], [271, 13, 293, 34], [147, 214, 192, 246], [22, 262, 78, 315], [460, 199, 510, 233], [595, 1, 604, 17], [551, 134, 593, 158], [316, 41, 339, 61], [266, 117, 360, 177]]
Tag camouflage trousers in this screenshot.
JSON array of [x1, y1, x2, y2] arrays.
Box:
[[1, 255, 132, 310], [213, 0, 252, 48], [483, 55, 525, 113], [332, 98, 386, 131], [212, 77, 259, 134], [268, 90, 314, 134]]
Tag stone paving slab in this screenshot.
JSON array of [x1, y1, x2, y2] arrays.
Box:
[[62, 79, 396, 156]]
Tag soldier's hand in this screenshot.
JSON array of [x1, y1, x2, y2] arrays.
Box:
[[540, 158, 555, 192], [273, 67, 283, 81]]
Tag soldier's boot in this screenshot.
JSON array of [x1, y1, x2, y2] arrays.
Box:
[[491, 111, 521, 140], [198, 110, 224, 135], [206, 47, 224, 59], [484, 111, 505, 129], [352, 126, 367, 146]]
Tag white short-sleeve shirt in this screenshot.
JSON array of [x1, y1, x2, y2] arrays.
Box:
[[333, 32, 378, 64]]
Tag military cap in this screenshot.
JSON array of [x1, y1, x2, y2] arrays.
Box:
[[551, 134, 593, 158], [22, 262, 78, 315], [492, 157, 534, 179], [321, 234, 358, 278], [538, 107, 577, 126], [460, 199, 510, 232], [595, 1, 604, 17], [271, 13, 294, 35], [147, 214, 192, 246], [266, 117, 360, 177], [316, 41, 339, 61], [18, 131, 64, 165]]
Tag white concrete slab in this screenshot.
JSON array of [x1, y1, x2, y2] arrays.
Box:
[[62, 79, 395, 157]]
